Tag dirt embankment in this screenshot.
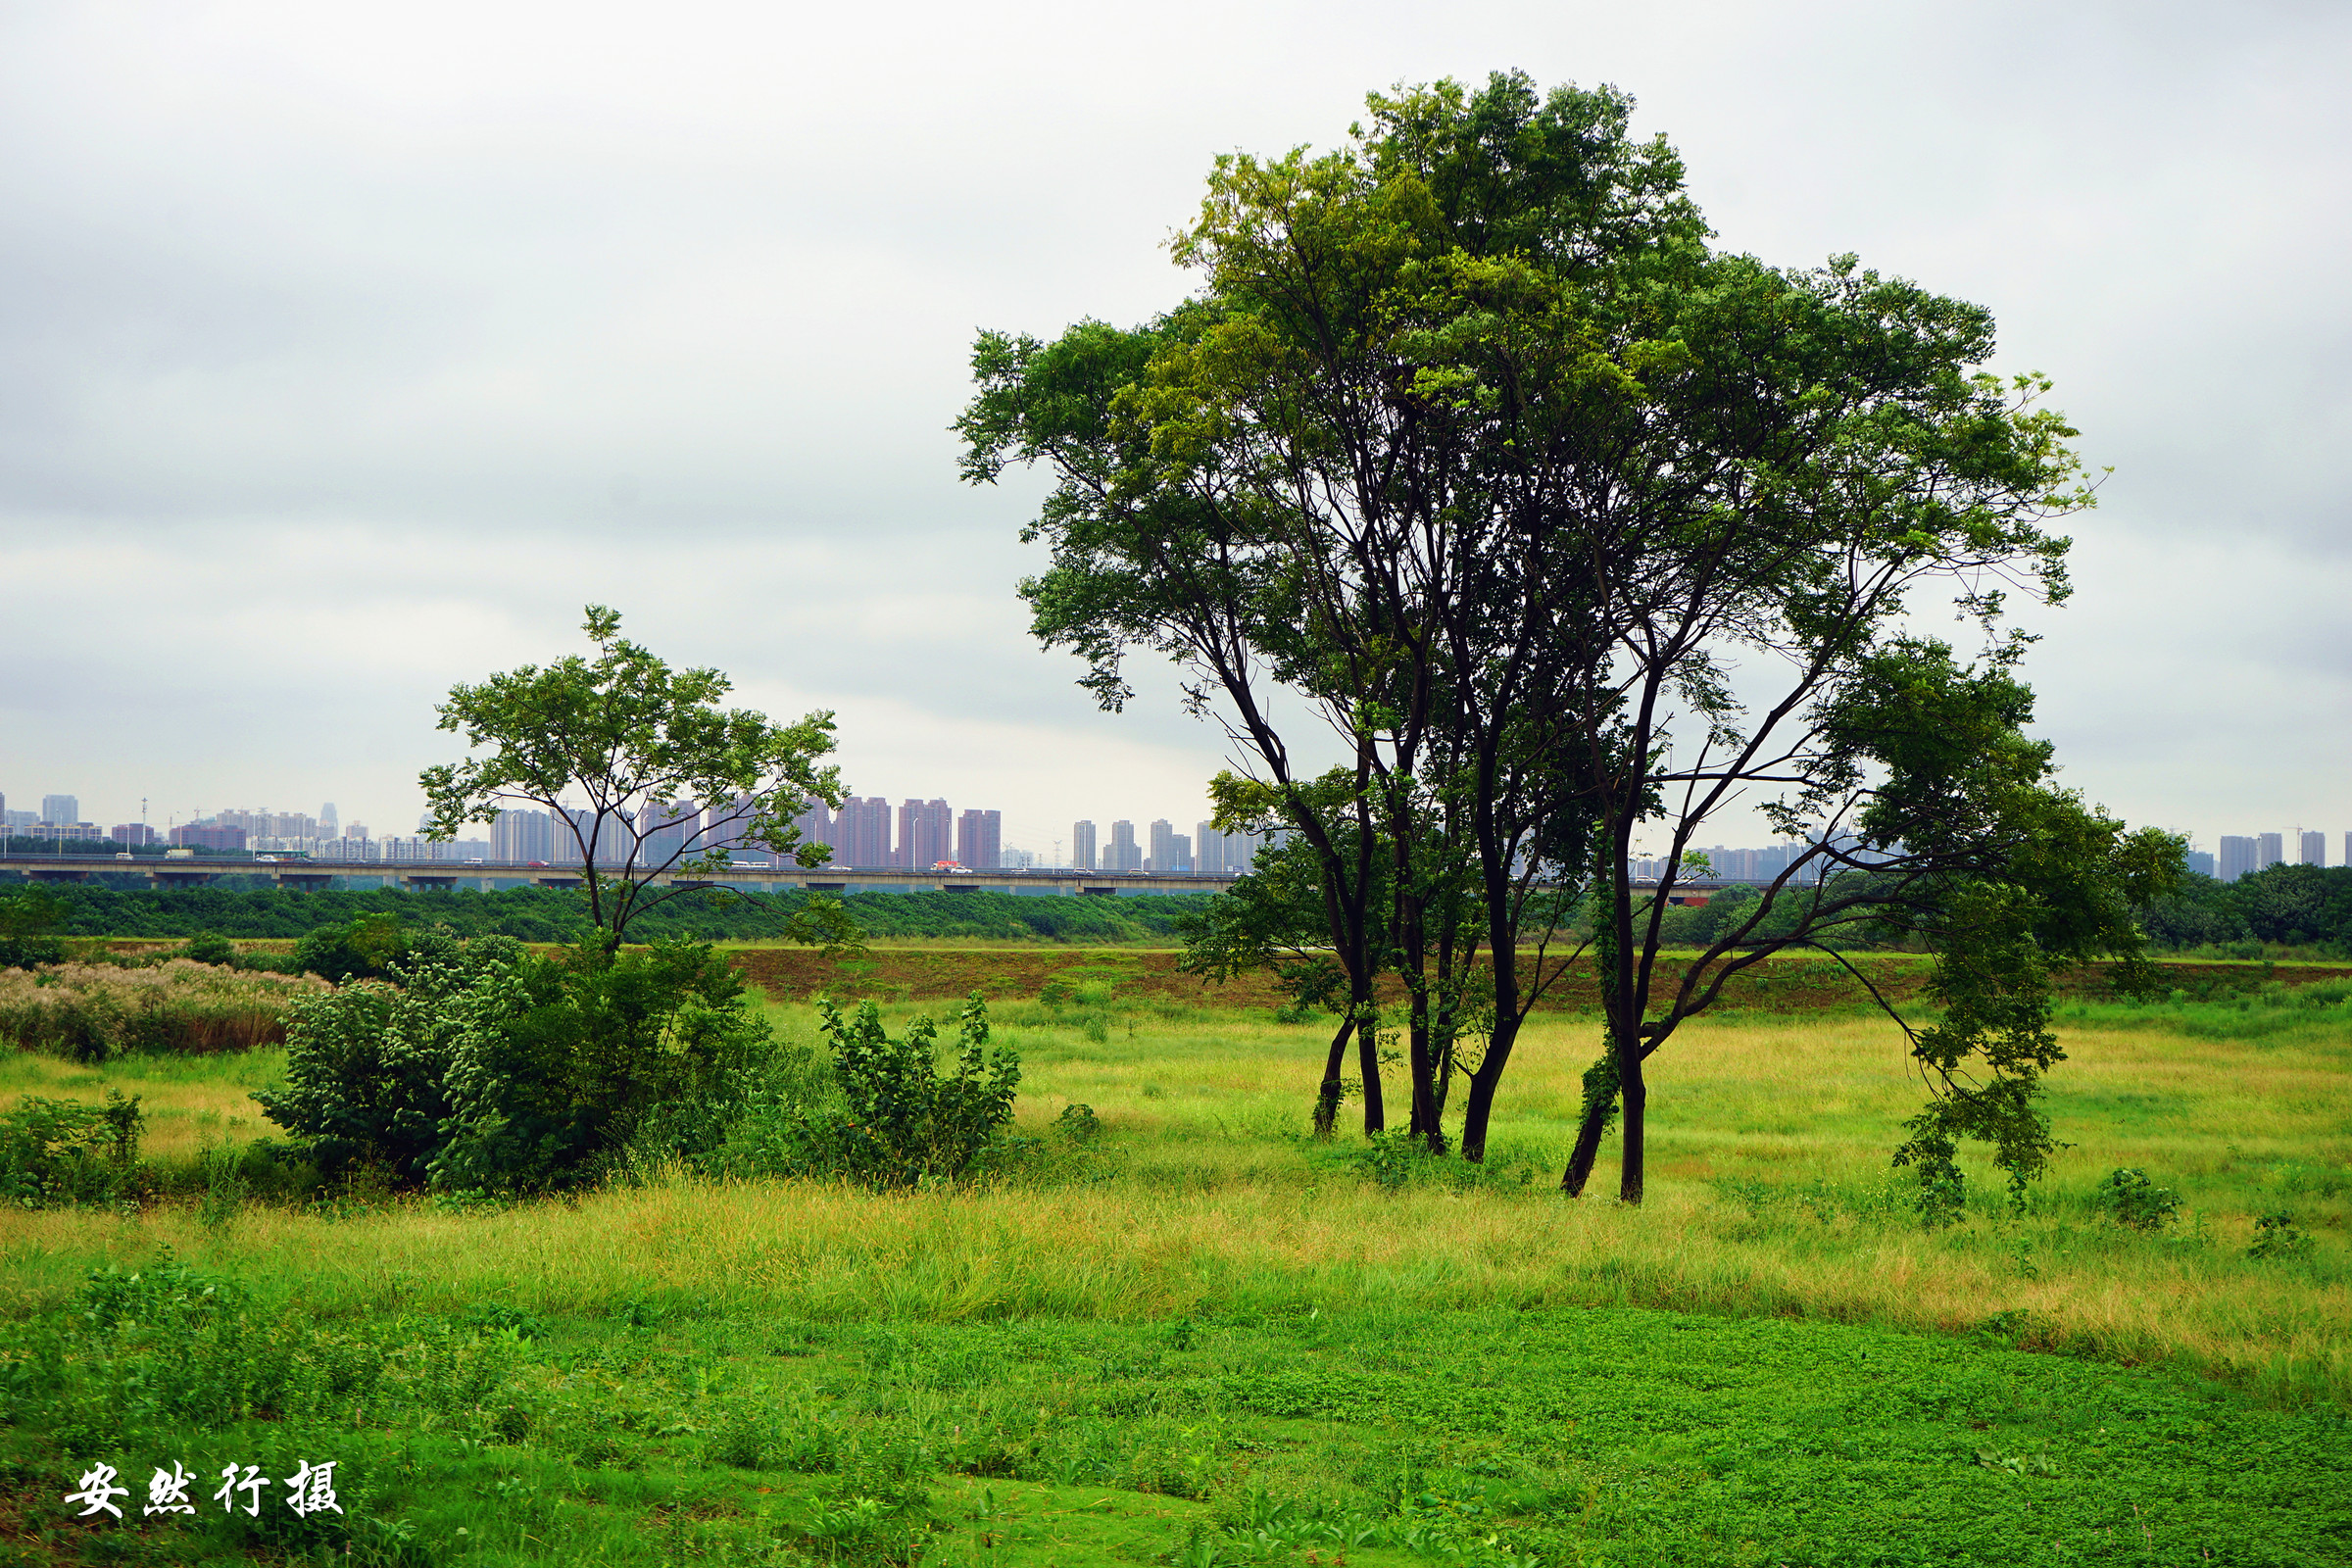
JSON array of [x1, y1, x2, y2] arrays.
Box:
[[722, 947, 2342, 1011]]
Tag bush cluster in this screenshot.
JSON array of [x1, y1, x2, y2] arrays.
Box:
[[0, 1091, 147, 1206], [253, 925, 1037, 1196], [259, 933, 778, 1194], [707, 992, 1026, 1190]]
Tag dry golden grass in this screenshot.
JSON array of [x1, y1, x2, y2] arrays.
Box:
[[0, 958, 324, 1055]]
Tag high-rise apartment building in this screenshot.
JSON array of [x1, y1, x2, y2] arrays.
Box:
[[1105, 819, 1141, 871], [956, 808, 1002, 870], [1197, 822, 1273, 876], [318, 803, 338, 838], [2300, 831, 2327, 868], [838, 797, 894, 867], [2258, 832, 2283, 870], [790, 798, 836, 863], [40, 795, 77, 825], [633, 801, 695, 866], [897, 799, 954, 869], [2218, 836, 2259, 883], [491, 808, 558, 863], [1072, 820, 1097, 871], [2185, 849, 2216, 879], [1145, 819, 1193, 873]]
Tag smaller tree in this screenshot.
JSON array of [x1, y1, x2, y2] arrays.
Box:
[[420, 606, 853, 953]]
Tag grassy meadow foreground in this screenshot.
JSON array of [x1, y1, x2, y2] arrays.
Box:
[[0, 975, 2346, 1565]]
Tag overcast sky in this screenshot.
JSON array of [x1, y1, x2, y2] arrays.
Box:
[[1, 0, 2345, 859]]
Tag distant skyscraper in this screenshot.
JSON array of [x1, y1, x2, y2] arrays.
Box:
[[2218, 836, 2259, 883], [898, 799, 953, 868], [1106, 819, 1141, 871], [2185, 849, 2215, 879], [956, 808, 1002, 870], [492, 808, 558, 863], [2299, 831, 2326, 867], [40, 794, 77, 825], [2258, 831, 2283, 870], [1072, 820, 1097, 871], [318, 802, 338, 837], [1148, 819, 1175, 872], [633, 801, 694, 866], [840, 797, 894, 867], [790, 797, 835, 863], [1197, 822, 1269, 877]]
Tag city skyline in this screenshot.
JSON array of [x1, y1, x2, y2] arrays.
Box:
[[5, 782, 2346, 881]]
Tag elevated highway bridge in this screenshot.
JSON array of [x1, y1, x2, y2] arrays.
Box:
[[0, 854, 1244, 899], [1, 854, 1749, 904]]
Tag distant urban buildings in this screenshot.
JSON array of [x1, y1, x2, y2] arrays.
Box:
[[2209, 830, 2336, 882], [2219, 836, 2259, 882], [956, 808, 1002, 872]]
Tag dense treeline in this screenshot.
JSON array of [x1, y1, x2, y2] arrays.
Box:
[[2135, 865, 2352, 954], [15, 882, 1207, 945], [1641, 866, 2352, 957]]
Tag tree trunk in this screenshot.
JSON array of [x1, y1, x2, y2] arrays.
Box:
[[1312, 1015, 1357, 1140], [1559, 1058, 1619, 1197], [1617, 1041, 1647, 1205], [1356, 1004, 1385, 1134], [1406, 1004, 1443, 1151], [1455, 1011, 1521, 1162]]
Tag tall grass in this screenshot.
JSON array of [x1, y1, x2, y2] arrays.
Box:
[[0, 959, 326, 1059], [0, 988, 2344, 1405]]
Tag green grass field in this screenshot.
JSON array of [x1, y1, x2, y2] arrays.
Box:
[[0, 986, 2345, 1565]]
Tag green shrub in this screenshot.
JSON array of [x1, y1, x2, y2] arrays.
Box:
[[255, 936, 519, 1181], [738, 993, 1019, 1190], [261, 932, 773, 1194], [0, 889, 69, 971], [428, 939, 777, 1194], [2092, 1167, 2182, 1233], [0, 1092, 145, 1206], [2247, 1212, 2316, 1262], [292, 913, 411, 983], [181, 931, 236, 966]]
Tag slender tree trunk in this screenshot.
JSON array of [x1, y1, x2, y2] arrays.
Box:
[[1406, 1004, 1442, 1150], [1356, 1002, 1385, 1135], [1617, 1040, 1647, 1205], [1456, 1012, 1520, 1162], [1559, 1044, 1618, 1197], [1312, 1016, 1357, 1140]]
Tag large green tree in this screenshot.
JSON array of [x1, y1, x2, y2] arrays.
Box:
[[420, 606, 851, 953], [963, 71, 2176, 1204]]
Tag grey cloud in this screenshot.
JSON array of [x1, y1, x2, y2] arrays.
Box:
[[2, 0, 2347, 854]]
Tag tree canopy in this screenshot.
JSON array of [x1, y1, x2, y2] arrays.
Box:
[[962, 70, 2179, 1209]]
